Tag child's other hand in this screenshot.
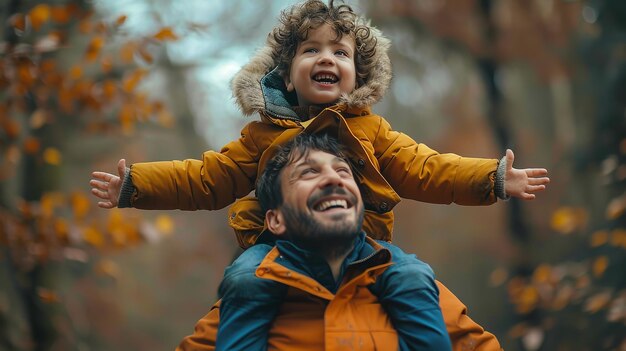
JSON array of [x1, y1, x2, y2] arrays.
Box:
[[504, 149, 550, 200], [90, 159, 126, 209]]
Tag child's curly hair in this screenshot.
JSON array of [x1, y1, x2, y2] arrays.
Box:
[[269, 0, 377, 88]]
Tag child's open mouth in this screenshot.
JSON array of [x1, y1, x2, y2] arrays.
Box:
[[313, 73, 339, 85]]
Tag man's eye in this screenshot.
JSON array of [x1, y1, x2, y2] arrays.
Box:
[[301, 168, 317, 176], [337, 167, 351, 175]]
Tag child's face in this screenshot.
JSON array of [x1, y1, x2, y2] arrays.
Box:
[[284, 23, 357, 108]]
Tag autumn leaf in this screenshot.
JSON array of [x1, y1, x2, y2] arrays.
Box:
[[115, 15, 127, 27], [30, 109, 48, 129], [153, 27, 179, 41], [550, 207, 588, 234], [155, 215, 174, 236], [83, 226, 104, 247], [3, 119, 21, 139], [590, 230, 609, 247], [606, 194, 626, 220], [71, 192, 90, 219], [29, 4, 51, 31], [121, 69, 148, 92], [37, 287, 60, 303], [85, 36, 105, 62], [9, 13, 27, 35], [592, 256, 609, 277], [584, 291, 611, 313], [51, 5, 71, 24], [489, 267, 508, 287], [23, 137, 41, 155], [43, 148, 62, 165], [96, 259, 120, 279]]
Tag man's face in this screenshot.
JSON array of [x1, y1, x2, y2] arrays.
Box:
[[284, 23, 357, 108], [267, 149, 364, 247]]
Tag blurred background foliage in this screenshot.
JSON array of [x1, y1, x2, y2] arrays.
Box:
[[0, 0, 624, 350]]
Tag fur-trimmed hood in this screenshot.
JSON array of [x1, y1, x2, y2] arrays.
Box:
[[231, 26, 392, 119]]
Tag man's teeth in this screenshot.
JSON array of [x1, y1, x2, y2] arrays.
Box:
[[314, 74, 338, 83], [316, 199, 348, 211]]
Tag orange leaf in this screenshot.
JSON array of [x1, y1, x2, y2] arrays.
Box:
[[3, 119, 21, 139], [96, 259, 120, 278], [115, 15, 127, 26], [101, 55, 114, 73], [54, 218, 69, 243], [43, 147, 62, 165], [590, 230, 609, 247], [38, 288, 60, 303], [9, 13, 27, 34], [584, 291, 611, 313], [102, 79, 117, 99], [30, 109, 48, 129], [137, 45, 154, 64], [592, 256, 609, 277], [85, 36, 105, 62], [23, 137, 41, 155], [51, 5, 71, 24], [69, 65, 83, 80], [29, 4, 51, 31], [153, 27, 178, 41], [120, 41, 138, 63], [121, 69, 147, 92]]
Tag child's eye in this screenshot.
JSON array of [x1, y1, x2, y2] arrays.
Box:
[[335, 50, 349, 57], [303, 47, 318, 54]]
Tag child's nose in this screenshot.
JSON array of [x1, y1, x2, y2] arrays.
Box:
[[317, 50, 335, 65]]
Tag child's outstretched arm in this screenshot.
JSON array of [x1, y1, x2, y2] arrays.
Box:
[[502, 149, 550, 200], [90, 159, 127, 209]]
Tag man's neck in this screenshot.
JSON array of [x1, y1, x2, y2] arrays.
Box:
[[325, 249, 352, 281]]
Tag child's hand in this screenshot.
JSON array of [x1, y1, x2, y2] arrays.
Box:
[[90, 159, 127, 209], [504, 149, 550, 200]]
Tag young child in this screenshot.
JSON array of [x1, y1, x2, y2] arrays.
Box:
[[90, 0, 549, 349]]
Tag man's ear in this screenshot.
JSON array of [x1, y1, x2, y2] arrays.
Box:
[[265, 209, 286, 236]]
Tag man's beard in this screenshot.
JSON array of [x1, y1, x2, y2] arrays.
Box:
[[280, 196, 364, 260]]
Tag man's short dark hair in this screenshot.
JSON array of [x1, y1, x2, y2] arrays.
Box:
[[256, 133, 350, 213]]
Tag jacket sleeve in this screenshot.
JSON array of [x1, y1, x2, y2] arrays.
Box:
[[372, 116, 499, 206], [371, 242, 452, 351], [127, 121, 275, 211]]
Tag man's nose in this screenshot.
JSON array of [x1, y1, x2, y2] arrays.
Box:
[[319, 168, 343, 187]]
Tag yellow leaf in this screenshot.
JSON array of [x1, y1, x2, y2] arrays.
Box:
[[610, 229, 626, 247], [155, 215, 174, 236], [532, 264, 553, 284], [69, 65, 83, 80], [54, 218, 69, 243], [43, 147, 61, 165], [606, 194, 626, 220], [29, 4, 51, 31], [153, 27, 178, 41], [592, 256, 609, 278], [96, 259, 120, 279], [71, 192, 90, 219], [83, 226, 104, 247], [590, 230, 609, 247], [584, 291, 611, 313], [550, 207, 587, 234]]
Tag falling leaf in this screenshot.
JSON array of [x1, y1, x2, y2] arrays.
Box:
[[85, 36, 105, 62], [69, 65, 83, 80], [51, 5, 71, 24], [592, 256, 609, 277], [83, 226, 104, 247], [489, 267, 508, 287], [23, 137, 41, 155], [115, 15, 127, 26], [551, 284, 574, 310], [30, 109, 48, 129], [3, 119, 21, 139], [71, 192, 90, 219], [606, 194, 626, 219], [10, 13, 27, 35], [54, 218, 69, 243], [532, 264, 553, 284], [610, 229, 626, 247], [43, 148, 61, 165], [121, 69, 147, 92], [590, 230, 609, 247], [101, 55, 114, 74], [37, 287, 59, 303], [607, 292, 626, 322], [153, 27, 179, 41], [136, 45, 154, 65], [584, 291, 611, 313], [96, 259, 120, 279], [120, 41, 138, 63], [155, 215, 174, 236], [550, 207, 588, 234], [29, 4, 51, 31]]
